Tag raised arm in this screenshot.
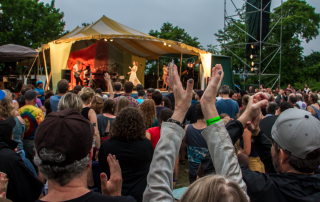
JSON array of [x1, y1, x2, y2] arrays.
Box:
[[143, 63, 193, 202], [104, 73, 114, 100]]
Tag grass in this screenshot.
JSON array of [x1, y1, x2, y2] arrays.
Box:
[[175, 160, 190, 189]]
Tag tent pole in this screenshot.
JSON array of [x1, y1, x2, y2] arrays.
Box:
[[46, 71, 52, 91], [25, 55, 38, 85], [180, 54, 183, 76], [43, 50, 49, 90], [157, 57, 159, 89]]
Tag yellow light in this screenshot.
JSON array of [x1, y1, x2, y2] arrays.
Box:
[[250, 54, 253, 60], [110, 39, 113, 42], [251, 68, 254, 71], [168, 44, 171, 47], [164, 42, 167, 46], [251, 44, 254, 49], [104, 39, 107, 41]]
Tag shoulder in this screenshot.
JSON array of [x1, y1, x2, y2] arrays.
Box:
[[79, 191, 136, 202]]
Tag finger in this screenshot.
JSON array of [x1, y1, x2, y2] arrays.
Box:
[[100, 172, 108, 183], [186, 79, 194, 98], [254, 99, 268, 109]]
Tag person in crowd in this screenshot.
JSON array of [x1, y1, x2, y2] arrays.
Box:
[[162, 97, 172, 110], [239, 107, 265, 173], [91, 95, 104, 115], [114, 81, 139, 108], [50, 79, 69, 112], [304, 84, 310, 94], [296, 93, 307, 110], [95, 88, 103, 97], [114, 82, 122, 98], [18, 90, 44, 162], [2, 89, 19, 112], [276, 101, 294, 115], [285, 84, 292, 92], [72, 85, 82, 94], [288, 93, 300, 109], [43, 99, 52, 117], [17, 94, 25, 109], [260, 84, 264, 91], [275, 89, 288, 105], [99, 107, 153, 202], [139, 99, 158, 129], [97, 99, 116, 139], [220, 113, 233, 121], [185, 103, 208, 184], [146, 88, 155, 99], [265, 102, 279, 117], [33, 109, 135, 202], [0, 118, 43, 202], [185, 90, 203, 124], [132, 84, 144, 99], [35, 81, 45, 104], [307, 93, 320, 119], [216, 85, 239, 119], [236, 97, 242, 109], [136, 90, 145, 104], [255, 88, 259, 93], [144, 63, 249, 201], [164, 87, 175, 110], [58, 92, 83, 114], [241, 95, 249, 109], [229, 89, 234, 99], [44, 90, 54, 100], [152, 91, 169, 119], [239, 89, 248, 98], [0, 97, 26, 158], [116, 97, 130, 115], [247, 86, 255, 94]]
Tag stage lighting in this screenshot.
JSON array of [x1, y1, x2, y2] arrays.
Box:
[[251, 67, 258, 71], [251, 43, 260, 50], [251, 62, 259, 67], [110, 39, 113, 42], [168, 44, 171, 47], [104, 39, 107, 41], [164, 42, 167, 46], [250, 54, 258, 60]]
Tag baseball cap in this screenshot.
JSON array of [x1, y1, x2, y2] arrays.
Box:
[[0, 117, 16, 137], [195, 90, 204, 99], [36, 81, 43, 86], [25, 90, 37, 101], [260, 108, 320, 159], [0, 90, 4, 100], [35, 109, 94, 166]]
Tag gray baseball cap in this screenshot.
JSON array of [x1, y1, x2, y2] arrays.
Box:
[[260, 108, 320, 159], [24, 90, 37, 101]]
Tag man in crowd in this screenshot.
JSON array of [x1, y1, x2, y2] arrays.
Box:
[[35, 81, 45, 104], [136, 90, 145, 104], [288, 93, 300, 109], [276, 89, 288, 105], [215, 85, 239, 119], [114, 81, 139, 107], [296, 93, 307, 110], [113, 82, 122, 98], [18, 90, 44, 162], [132, 84, 144, 99], [164, 87, 175, 110], [247, 86, 255, 94], [265, 102, 279, 117], [50, 79, 69, 112], [147, 88, 155, 99], [33, 109, 135, 202], [0, 118, 43, 202], [185, 90, 204, 124], [276, 102, 294, 115], [152, 91, 169, 119], [304, 84, 310, 94]]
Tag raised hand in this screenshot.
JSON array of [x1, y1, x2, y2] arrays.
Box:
[[104, 73, 111, 83], [0, 172, 8, 198], [100, 154, 122, 196], [200, 64, 224, 120], [167, 62, 193, 123]]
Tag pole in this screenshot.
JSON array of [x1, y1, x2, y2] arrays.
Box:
[[279, 0, 283, 89], [180, 54, 183, 76], [157, 57, 159, 89], [45, 71, 52, 91], [259, 0, 262, 87], [224, 0, 226, 55], [43, 50, 49, 90], [25, 55, 38, 85]]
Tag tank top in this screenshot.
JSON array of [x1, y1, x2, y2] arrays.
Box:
[[185, 124, 208, 164], [310, 105, 320, 120], [81, 107, 91, 120], [12, 116, 25, 150]]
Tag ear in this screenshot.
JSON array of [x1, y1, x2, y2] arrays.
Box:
[[88, 148, 93, 168], [280, 149, 288, 164]]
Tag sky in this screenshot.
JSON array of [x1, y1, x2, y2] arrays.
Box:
[[41, 0, 320, 56]]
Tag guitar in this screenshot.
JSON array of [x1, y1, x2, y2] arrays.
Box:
[[74, 69, 83, 77]]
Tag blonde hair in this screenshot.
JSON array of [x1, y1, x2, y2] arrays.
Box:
[[116, 97, 129, 115], [139, 99, 157, 128], [181, 175, 248, 202], [91, 95, 104, 115], [2, 89, 13, 101], [79, 87, 95, 105], [133, 61, 138, 66], [58, 93, 83, 114], [0, 97, 15, 118]]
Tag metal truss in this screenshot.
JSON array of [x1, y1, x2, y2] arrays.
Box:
[[223, 0, 283, 88]]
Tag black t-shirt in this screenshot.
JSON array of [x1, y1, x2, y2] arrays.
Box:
[[114, 93, 122, 98], [187, 68, 194, 79], [99, 137, 154, 202], [36, 191, 136, 202], [185, 102, 198, 124]]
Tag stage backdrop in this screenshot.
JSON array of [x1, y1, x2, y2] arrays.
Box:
[[67, 40, 145, 90]]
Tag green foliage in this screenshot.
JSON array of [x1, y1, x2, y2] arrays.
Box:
[[0, 0, 66, 48], [206, 44, 220, 55]]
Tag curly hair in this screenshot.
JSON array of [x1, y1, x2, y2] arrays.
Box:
[[0, 97, 15, 118], [110, 107, 146, 141], [91, 95, 104, 115], [139, 99, 156, 128]]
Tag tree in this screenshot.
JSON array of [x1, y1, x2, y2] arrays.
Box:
[[206, 44, 220, 55], [0, 0, 66, 49]]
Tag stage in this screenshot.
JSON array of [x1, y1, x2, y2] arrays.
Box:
[[102, 89, 169, 96]]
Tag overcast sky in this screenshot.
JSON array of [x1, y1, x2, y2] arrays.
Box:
[[41, 0, 320, 56]]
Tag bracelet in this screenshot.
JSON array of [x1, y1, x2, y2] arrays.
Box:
[[206, 116, 221, 126], [96, 148, 100, 151], [173, 180, 177, 182]]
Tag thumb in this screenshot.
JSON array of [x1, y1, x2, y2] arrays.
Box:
[[253, 99, 268, 110], [100, 172, 108, 183], [0, 192, 5, 198]]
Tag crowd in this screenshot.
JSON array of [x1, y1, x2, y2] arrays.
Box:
[[0, 63, 320, 202]]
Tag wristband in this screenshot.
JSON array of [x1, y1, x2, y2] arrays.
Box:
[[206, 116, 221, 126], [96, 148, 100, 151], [173, 180, 177, 182]]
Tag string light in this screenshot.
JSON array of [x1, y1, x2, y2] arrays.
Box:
[[110, 39, 113, 42], [168, 44, 171, 47], [104, 39, 107, 41], [164, 42, 167, 46]]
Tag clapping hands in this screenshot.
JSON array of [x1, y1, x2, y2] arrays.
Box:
[[0, 172, 8, 198]]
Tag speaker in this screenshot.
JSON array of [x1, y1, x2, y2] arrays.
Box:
[[144, 74, 158, 89], [61, 69, 71, 82], [158, 80, 164, 88]]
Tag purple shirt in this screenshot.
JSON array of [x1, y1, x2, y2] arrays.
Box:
[[36, 98, 42, 108]]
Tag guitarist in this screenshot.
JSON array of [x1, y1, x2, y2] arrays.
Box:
[[73, 61, 83, 85]]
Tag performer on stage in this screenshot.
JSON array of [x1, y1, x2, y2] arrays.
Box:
[[127, 61, 141, 86], [84, 66, 91, 86], [162, 64, 168, 88], [73, 61, 83, 85], [187, 62, 194, 80]]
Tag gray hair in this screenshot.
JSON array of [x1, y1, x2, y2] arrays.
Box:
[[220, 85, 230, 95], [34, 148, 90, 186], [296, 93, 303, 101], [58, 92, 83, 114]]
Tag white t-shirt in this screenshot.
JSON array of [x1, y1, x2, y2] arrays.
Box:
[[73, 64, 79, 75], [297, 101, 307, 110], [304, 88, 310, 93]]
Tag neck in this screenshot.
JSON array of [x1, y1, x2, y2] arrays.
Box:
[[138, 97, 144, 99], [58, 93, 65, 96], [221, 94, 230, 99], [156, 105, 163, 107], [25, 102, 35, 106], [115, 91, 121, 94], [124, 92, 131, 95]]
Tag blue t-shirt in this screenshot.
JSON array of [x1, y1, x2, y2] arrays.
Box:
[[35, 87, 45, 101], [136, 99, 144, 104], [216, 99, 239, 119], [50, 95, 62, 112], [156, 106, 170, 119]]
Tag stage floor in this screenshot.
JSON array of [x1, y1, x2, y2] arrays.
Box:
[[102, 88, 169, 96]]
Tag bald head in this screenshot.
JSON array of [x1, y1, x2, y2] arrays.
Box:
[[288, 93, 297, 104]]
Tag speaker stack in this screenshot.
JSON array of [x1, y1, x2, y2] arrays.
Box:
[[61, 70, 71, 82]]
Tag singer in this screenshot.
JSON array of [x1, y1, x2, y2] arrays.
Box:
[[127, 61, 140, 86], [73, 61, 83, 85]]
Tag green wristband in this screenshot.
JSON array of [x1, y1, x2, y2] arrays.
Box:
[[206, 116, 221, 126]]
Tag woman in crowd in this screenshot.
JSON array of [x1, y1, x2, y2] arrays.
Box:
[[91, 95, 104, 115], [116, 97, 130, 115], [58, 92, 83, 114], [97, 99, 116, 140], [162, 97, 172, 110], [307, 93, 320, 119], [79, 87, 100, 158], [139, 99, 158, 129], [2, 89, 19, 111], [99, 107, 153, 202], [0, 97, 26, 158]]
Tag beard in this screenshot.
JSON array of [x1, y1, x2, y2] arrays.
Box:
[[272, 152, 281, 173]]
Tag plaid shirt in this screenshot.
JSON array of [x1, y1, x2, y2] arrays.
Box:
[[114, 93, 140, 108]]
